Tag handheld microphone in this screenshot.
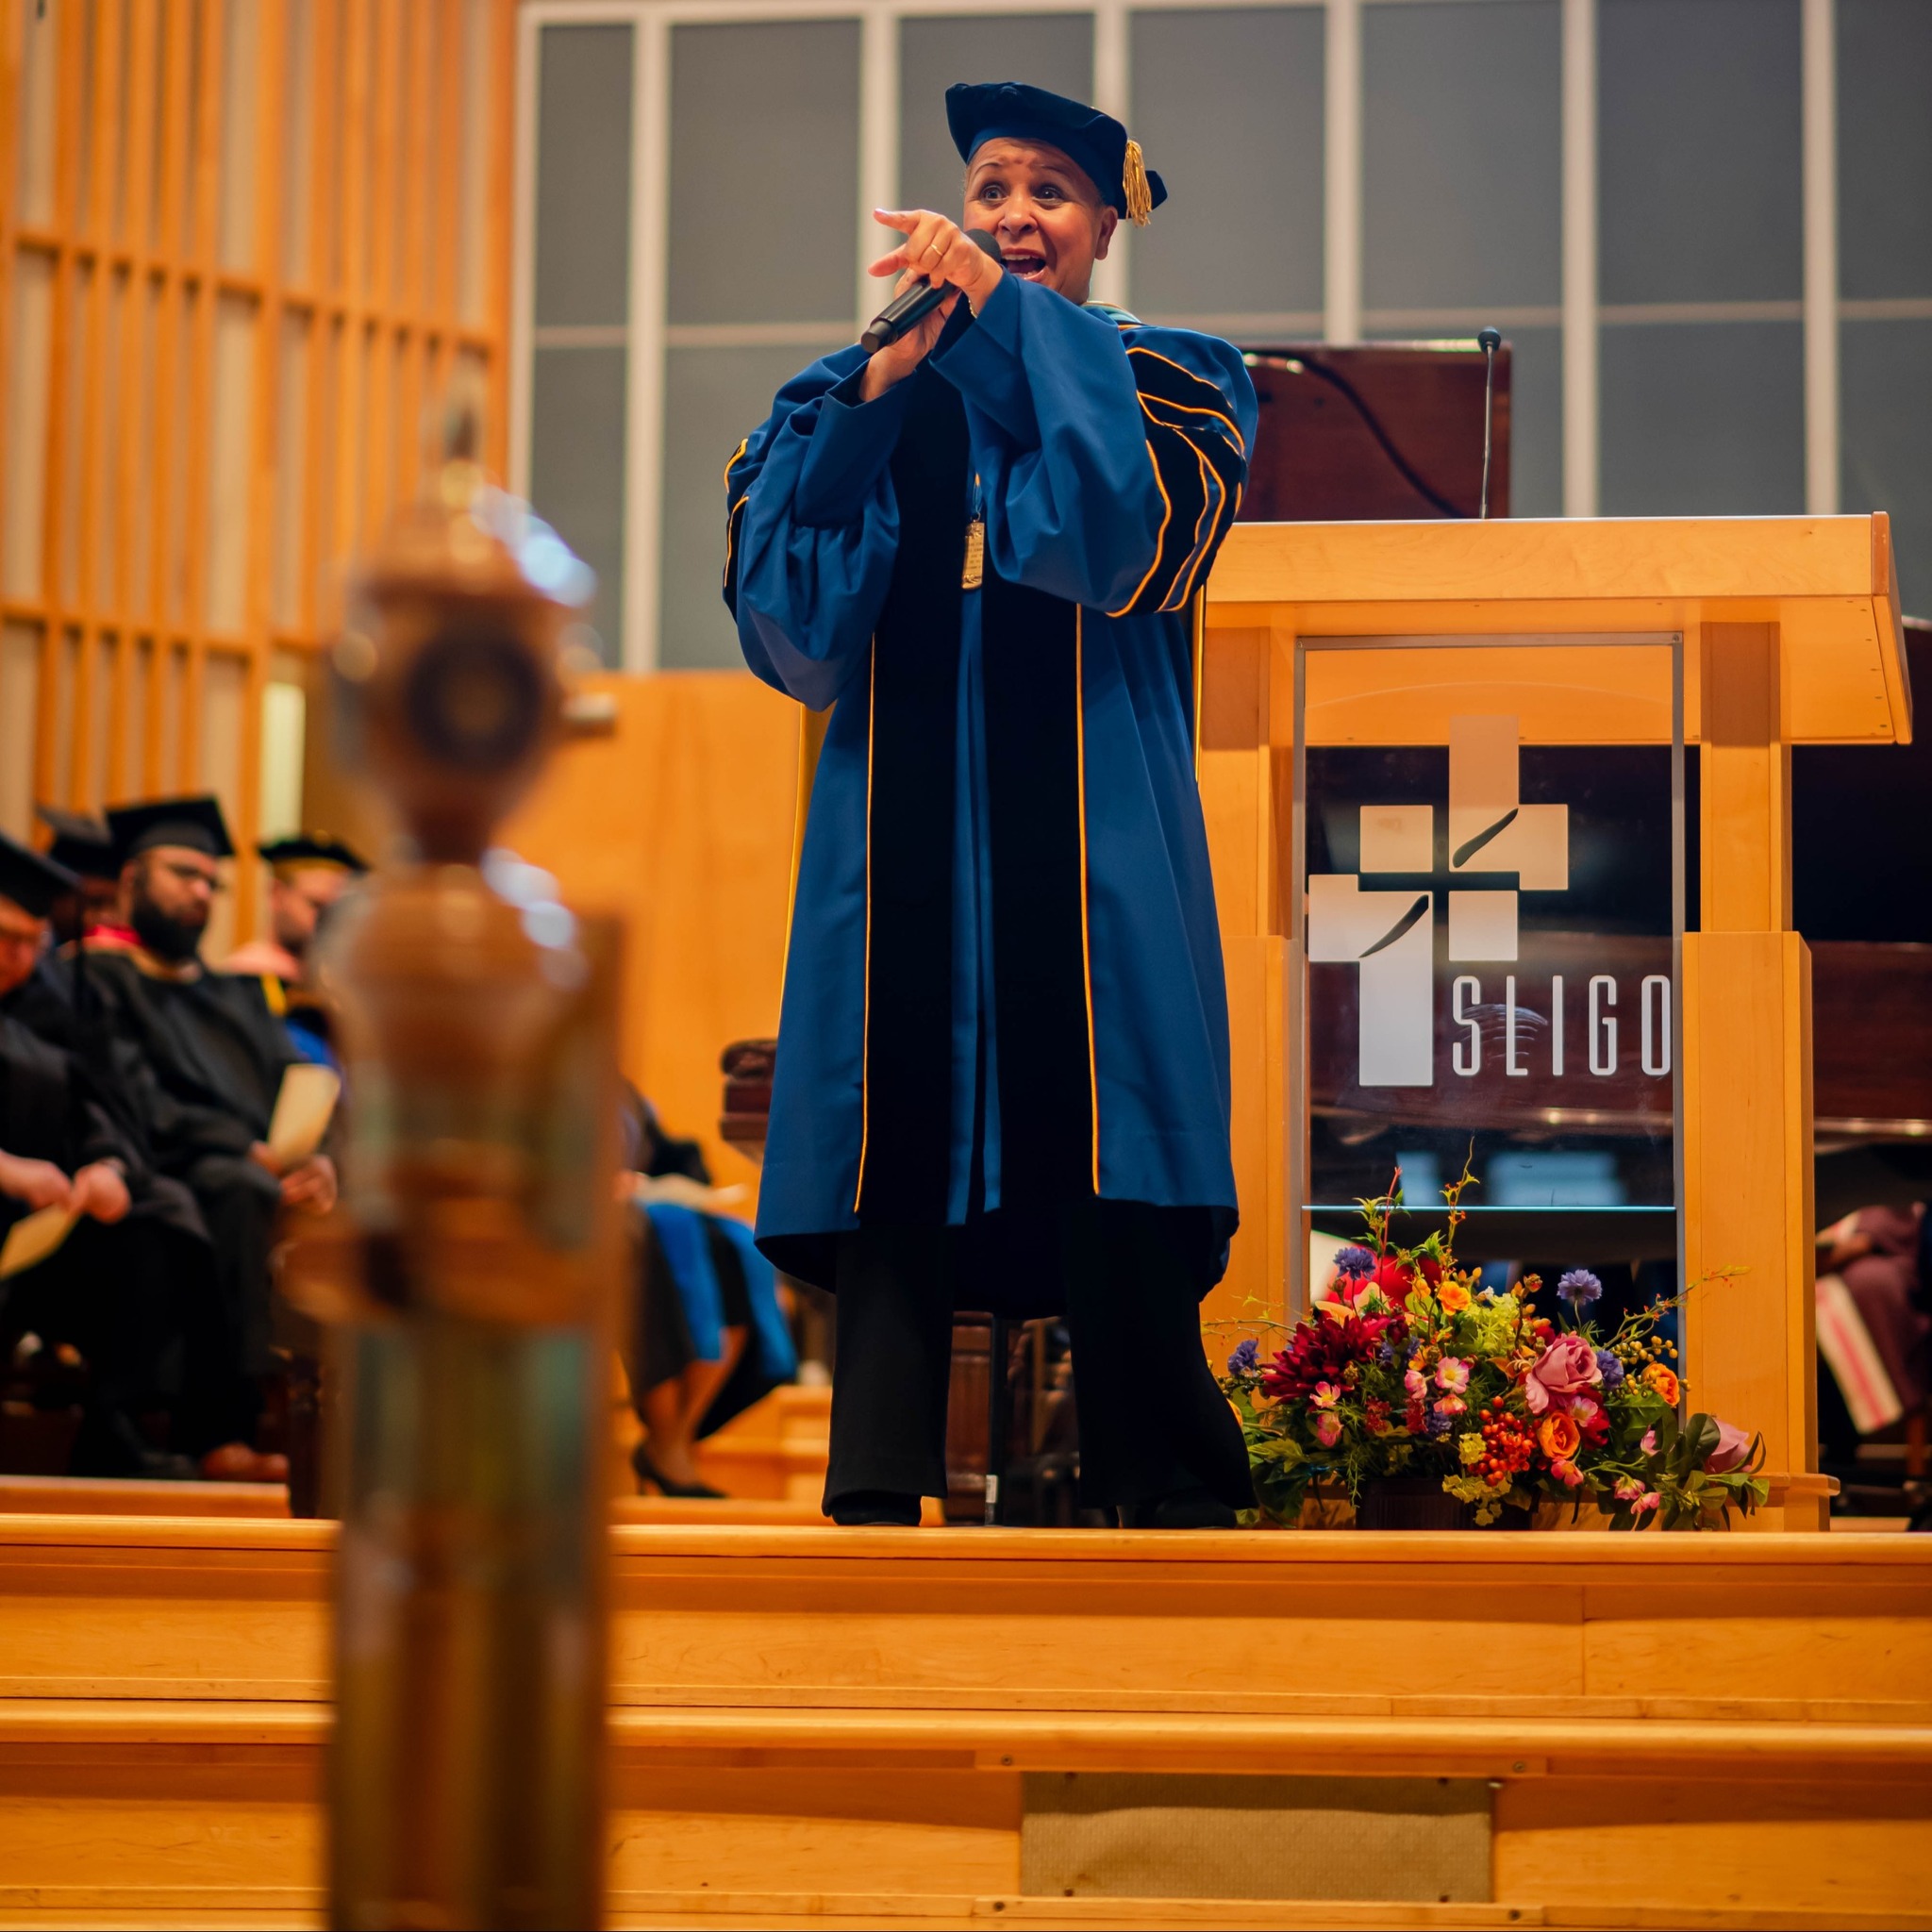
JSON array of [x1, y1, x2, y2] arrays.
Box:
[[860, 229, 1004, 356], [1476, 325, 1502, 520]]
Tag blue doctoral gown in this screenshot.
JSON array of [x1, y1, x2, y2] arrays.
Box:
[[726, 272, 1257, 1305]]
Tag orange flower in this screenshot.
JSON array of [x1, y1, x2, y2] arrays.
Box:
[[1537, 1411, 1581, 1459], [1439, 1281, 1471, 1313], [1642, 1363, 1681, 1405]]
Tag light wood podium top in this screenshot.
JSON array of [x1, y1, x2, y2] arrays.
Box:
[[1206, 511, 1911, 743]]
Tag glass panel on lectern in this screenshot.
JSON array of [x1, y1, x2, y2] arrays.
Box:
[[1295, 636, 1681, 1287]]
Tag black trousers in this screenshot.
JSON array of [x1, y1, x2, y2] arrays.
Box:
[[824, 1199, 1252, 1514], [5, 1215, 214, 1472], [179, 1156, 283, 1450]]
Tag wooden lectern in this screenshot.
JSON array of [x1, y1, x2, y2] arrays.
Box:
[[1202, 514, 1912, 1530]]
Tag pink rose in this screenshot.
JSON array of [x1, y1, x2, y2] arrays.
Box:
[[1313, 1411, 1342, 1448], [1633, 1491, 1659, 1516], [1435, 1357, 1471, 1393], [1705, 1419, 1755, 1474], [1551, 1456, 1585, 1489], [1404, 1368, 1426, 1399], [1640, 1427, 1658, 1454], [1613, 1475, 1645, 1502], [1523, 1333, 1604, 1415]]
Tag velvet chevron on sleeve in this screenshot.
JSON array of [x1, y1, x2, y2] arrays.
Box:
[[1111, 341, 1248, 616]]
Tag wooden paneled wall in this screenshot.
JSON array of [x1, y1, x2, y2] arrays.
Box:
[[503, 672, 801, 1191], [0, 0, 515, 948]]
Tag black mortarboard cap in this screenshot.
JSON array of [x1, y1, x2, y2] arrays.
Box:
[[34, 803, 119, 879], [946, 81, 1165, 224], [106, 794, 236, 863], [0, 830, 81, 920], [258, 831, 370, 874]]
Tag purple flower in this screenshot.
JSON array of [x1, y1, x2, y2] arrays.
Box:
[[1424, 1405, 1455, 1437], [1557, 1269, 1603, 1307], [1595, 1349, 1624, 1389], [1375, 1339, 1396, 1366], [1334, 1244, 1375, 1279], [1226, 1337, 1260, 1376]]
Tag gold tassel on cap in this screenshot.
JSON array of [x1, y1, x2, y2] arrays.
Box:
[[1123, 138, 1154, 226]]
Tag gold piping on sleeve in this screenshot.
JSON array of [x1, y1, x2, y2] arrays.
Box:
[[1159, 438, 1216, 613], [1174, 473, 1241, 611], [1075, 609, 1100, 1194], [1109, 436, 1174, 618], [1124, 346, 1247, 453], [853, 645, 876, 1213], [722, 439, 752, 588]]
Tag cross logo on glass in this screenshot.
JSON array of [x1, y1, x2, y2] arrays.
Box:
[[1307, 715, 1568, 1088]]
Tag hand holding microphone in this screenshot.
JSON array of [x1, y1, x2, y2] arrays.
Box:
[[859, 211, 1004, 399]]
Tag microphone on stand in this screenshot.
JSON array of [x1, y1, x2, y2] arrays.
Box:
[[1476, 326, 1503, 520], [860, 229, 1004, 355]]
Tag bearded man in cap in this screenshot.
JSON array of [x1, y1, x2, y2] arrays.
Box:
[[79, 795, 335, 1478], [0, 832, 228, 1476], [727, 83, 1256, 1526]]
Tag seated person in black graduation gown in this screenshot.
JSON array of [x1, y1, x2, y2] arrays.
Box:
[[82, 796, 337, 1480], [222, 833, 368, 1073], [33, 805, 125, 945], [0, 834, 221, 1478]]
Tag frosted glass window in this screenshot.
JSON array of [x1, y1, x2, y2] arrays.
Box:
[[898, 14, 1094, 217], [1363, 0, 1558, 315], [1503, 326, 1561, 518], [533, 24, 632, 328], [1837, 0, 1932, 301], [529, 347, 626, 658], [1598, 0, 1801, 306], [660, 345, 821, 673], [1599, 323, 1803, 516], [1842, 320, 1932, 621], [1130, 8, 1324, 325], [668, 22, 860, 326]]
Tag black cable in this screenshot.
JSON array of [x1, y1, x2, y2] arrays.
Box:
[[1244, 351, 1474, 519]]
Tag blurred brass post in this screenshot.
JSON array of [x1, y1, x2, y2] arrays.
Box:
[[288, 408, 618, 1929]]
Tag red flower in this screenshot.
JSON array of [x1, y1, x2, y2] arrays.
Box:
[[1369, 1255, 1416, 1300], [1263, 1312, 1395, 1401]]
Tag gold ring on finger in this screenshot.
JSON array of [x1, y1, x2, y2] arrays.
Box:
[[924, 240, 945, 259]]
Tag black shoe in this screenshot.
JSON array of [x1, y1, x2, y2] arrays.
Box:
[[1119, 1486, 1241, 1530], [829, 1489, 922, 1526], [632, 1442, 725, 1499]]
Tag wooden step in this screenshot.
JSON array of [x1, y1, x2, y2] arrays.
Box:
[[0, 1474, 289, 1517], [0, 1520, 1927, 1926]]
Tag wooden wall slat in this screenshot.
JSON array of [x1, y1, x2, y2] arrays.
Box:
[[30, 0, 88, 807], [0, 2, 23, 518], [3, 0, 514, 929]]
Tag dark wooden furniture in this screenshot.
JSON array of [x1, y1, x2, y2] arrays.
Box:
[[1237, 341, 1511, 524]]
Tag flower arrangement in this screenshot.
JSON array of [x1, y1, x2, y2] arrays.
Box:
[[1220, 1165, 1769, 1530]]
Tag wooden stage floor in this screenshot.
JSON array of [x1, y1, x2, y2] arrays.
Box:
[[0, 1516, 1925, 1928]]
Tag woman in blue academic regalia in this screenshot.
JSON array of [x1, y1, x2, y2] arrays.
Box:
[[725, 82, 1257, 1527]]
